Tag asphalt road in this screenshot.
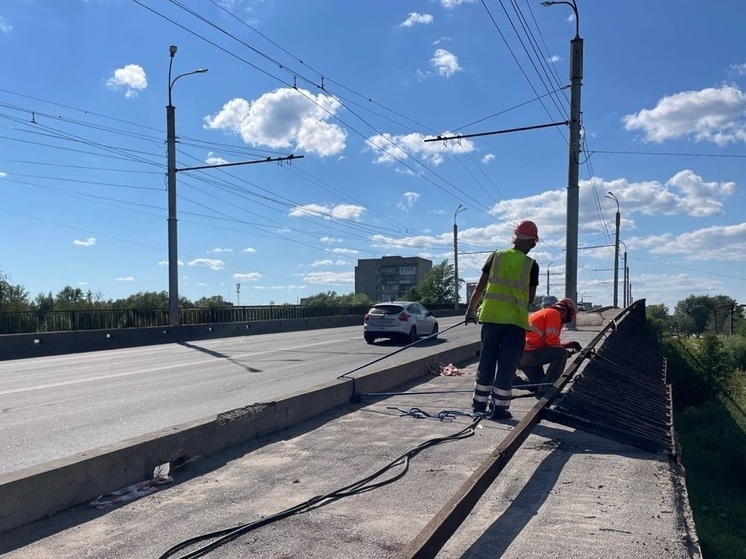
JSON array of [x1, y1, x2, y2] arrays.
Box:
[[0, 317, 473, 475]]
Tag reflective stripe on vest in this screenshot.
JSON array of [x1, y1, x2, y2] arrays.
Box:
[[478, 249, 534, 330]]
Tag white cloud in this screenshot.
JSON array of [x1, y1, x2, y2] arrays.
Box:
[[729, 61, 746, 76], [106, 64, 148, 98], [481, 153, 495, 164], [198, 282, 208, 287], [623, 85, 746, 145], [243, 247, 256, 253], [0, 15, 12, 33], [158, 259, 184, 266], [303, 271, 355, 285], [366, 131, 475, 167], [399, 191, 421, 209], [401, 12, 433, 27], [73, 237, 96, 247], [319, 236, 342, 244], [431, 49, 462, 77], [188, 258, 224, 271], [547, 55, 561, 64], [78, 281, 88, 286], [643, 222, 746, 261], [115, 276, 135, 282], [205, 152, 229, 166], [289, 203, 365, 220], [233, 272, 262, 281], [328, 248, 359, 255], [203, 87, 347, 157], [252, 284, 306, 290], [0, 171, 6, 178], [210, 248, 234, 254], [311, 259, 347, 266], [441, 0, 474, 8]]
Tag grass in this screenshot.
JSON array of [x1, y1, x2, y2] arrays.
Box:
[[674, 372, 746, 559]]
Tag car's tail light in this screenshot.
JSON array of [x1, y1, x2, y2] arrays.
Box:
[[398, 312, 410, 322], [364, 313, 370, 321]]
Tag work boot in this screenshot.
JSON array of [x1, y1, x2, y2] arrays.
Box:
[[489, 408, 512, 421], [472, 402, 487, 415]]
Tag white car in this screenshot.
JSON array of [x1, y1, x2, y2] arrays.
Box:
[[363, 301, 439, 344]]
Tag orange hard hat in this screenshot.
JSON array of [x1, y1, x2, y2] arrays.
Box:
[[556, 297, 577, 320], [513, 220, 539, 242]]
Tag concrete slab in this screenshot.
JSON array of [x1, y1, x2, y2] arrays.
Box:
[[1, 345, 701, 558]]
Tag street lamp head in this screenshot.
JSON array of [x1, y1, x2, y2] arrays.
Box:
[[540, 1, 554, 5], [195, 68, 209, 74], [169, 45, 178, 56]]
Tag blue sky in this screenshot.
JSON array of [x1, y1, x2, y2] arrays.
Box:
[[1, 0, 745, 310]]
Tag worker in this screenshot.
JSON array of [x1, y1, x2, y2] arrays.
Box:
[[464, 220, 540, 421], [517, 297, 582, 396]]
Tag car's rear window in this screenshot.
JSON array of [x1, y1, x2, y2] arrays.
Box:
[[370, 305, 404, 315]]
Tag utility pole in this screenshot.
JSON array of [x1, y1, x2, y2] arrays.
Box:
[[623, 249, 628, 307], [453, 205, 466, 309], [166, 45, 302, 326], [605, 191, 620, 307]]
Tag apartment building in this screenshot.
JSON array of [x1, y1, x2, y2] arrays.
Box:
[[355, 256, 432, 303]]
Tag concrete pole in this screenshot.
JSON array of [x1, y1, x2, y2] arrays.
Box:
[[613, 210, 620, 307], [565, 34, 583, 308], [453, 205, 465, 309], [623, 250, 628, 307], [167, 101, 179, 326]]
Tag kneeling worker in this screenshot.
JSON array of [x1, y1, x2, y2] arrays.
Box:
[[518, 297, 582, 396]]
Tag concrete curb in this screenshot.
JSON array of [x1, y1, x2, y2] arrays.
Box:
[[0, 341, 480, 533]]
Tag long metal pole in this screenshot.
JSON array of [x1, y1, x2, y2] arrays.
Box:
[[166, 102, 179, 326], [613, 210, 620, 307], [453, 221, 459, 309], [565, 35, 583, 309], [623, 250, 628, 307]]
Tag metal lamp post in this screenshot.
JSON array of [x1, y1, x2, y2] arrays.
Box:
[[605, 191, 620, 308], [541, 0, 582, 307], [453, 205, 467, 309], [546, 260, 554, 297], [166, 45, 208, 326]]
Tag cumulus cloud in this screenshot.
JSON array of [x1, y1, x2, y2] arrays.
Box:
[[243, 247, 256, 253], [441, 0, 474, 7], [623, 85, 746, 145], [158, 259, 184, 266], [303, 271, 354, 285], [328, 248, 359, 255], [115, 276, 135, 282], [365, 131, 475, 167], [233, 272, 262, 281], [311, 259, 347, 266], [73, 237, 96, 247], [398, 192, 421, 209], [289, 203, 365, 220], [210, 248, 233, 254], [320, 236, 342, 244], [203, 87, 347, 157], [482, 153, 495, 164], [106, 64, 148, 98], [188, 258, 224, 271], [205, 152, 229, 166], [642, 222, 746, 261], [431, 49, 462, 77], [547, 55, 561, 64], [252, 284, 306, 290], [401, 12, 433, 27]]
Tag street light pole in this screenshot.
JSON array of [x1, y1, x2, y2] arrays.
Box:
[[605, 191, 620, 308], [453, 205, 467, 309], [546, 260, 554, 296], [166, 45, 208, 326], [619, 239, 628, 307], [542, 0, 582, 307]]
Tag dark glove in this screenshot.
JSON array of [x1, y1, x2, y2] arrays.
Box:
[[564, 341, 582, 352], [465, 309, 478, 325]]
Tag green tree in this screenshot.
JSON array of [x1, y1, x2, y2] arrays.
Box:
[[674, 295, 716, 336], [404, 259, 458, 305], [646, 303, 671, 338], [0, 272, 30, 311], [194, 295, 231, 308], [301, 291, 372, 307], [54, 286, 87, 310]]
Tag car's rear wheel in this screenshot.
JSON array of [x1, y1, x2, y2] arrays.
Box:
[[406, 326, 417, 344], [364, 334, 375, 344]]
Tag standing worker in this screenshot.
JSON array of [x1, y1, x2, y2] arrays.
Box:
[[464, 220, 540, 420], [517, 298, 582, 396]]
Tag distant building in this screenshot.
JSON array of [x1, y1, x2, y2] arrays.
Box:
[[355, 256, 432, 302]]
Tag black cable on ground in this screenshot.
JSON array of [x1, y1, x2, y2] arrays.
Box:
[[157, 414, 484, 559]]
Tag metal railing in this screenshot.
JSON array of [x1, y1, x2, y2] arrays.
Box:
[[0, 304, 462, 335]]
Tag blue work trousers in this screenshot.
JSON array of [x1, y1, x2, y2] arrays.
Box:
[[472, 322, 526, 412]]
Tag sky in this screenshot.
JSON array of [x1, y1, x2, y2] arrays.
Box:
[[1, 0, 745, 311]]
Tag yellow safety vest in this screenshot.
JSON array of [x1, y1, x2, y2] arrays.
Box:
[[478, 248, 534, 330]]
